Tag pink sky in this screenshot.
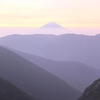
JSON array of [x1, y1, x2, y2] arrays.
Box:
[[0, 0, 100, 36], [0, 28, 100, 37]]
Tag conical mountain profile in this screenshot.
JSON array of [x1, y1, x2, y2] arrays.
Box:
[[41, 22, 64, 28], [34, 22, 67, 34]]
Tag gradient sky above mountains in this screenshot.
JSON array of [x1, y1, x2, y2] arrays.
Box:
[[0, 0, 100, 28]]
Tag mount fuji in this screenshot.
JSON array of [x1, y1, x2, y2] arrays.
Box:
[[34, 22, 67, 34], [41, 22, 64, 28]]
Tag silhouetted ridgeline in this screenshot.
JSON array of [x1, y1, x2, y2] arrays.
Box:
[[1, 34, 100, 69], [6, 48, 100, 92], [1, 33, 100, 99], [78, 78, 100, 100], [0, 76, 33, 100], [0, 46, 81, 100]]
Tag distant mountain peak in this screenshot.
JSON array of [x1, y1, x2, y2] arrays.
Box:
[[41, 22, 64, 28], [34, 22, 67, 34]]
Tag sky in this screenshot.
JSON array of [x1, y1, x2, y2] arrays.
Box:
[[0, 0, 100, 28]]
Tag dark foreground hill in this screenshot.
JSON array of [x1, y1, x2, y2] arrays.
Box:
[[78, 78, 100, 100], [11, 49, 100, 92], [0, 46, 81, 100], [1, 34, 100, 69], [0, 76, 33, 100]]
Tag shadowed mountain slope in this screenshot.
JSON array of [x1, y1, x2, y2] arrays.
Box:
[[0, 76, 33, 100], [8, 48, 100, 92], [1, 34, 100, 69], [0, 46, 81, 100], [78, 78, 100, 100]]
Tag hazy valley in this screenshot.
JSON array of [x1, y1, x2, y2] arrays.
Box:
[[0, 22, 100, 100]]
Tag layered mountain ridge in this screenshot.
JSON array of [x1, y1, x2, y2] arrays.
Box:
[[1, 34, 100, 69], [0, 46, 81, 100], [7, 48, 100, 92]]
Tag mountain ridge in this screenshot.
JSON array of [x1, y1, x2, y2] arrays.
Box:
[[0, 76, 33, 100], [5, 46, 100, 92], [0, 46, 81, 100], [78, 78, 100, 100], [1, 34, 100, 69]]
